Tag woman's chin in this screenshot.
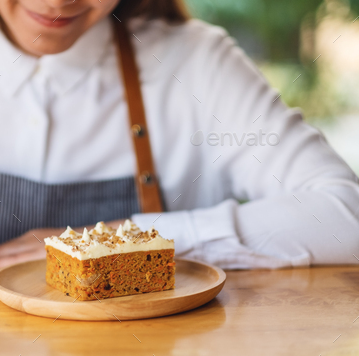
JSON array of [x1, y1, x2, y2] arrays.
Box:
[[3, 5, 92, 56], [0, 0, 118, 56], [11, 32, 81, 57]]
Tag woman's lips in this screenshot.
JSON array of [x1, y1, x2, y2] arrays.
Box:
[[25, 9, 79, 28]]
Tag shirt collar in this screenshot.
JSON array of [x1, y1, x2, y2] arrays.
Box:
[[0, 16, 113, 97]]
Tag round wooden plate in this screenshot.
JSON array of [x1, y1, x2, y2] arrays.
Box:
[[0, 258, 226, 321]]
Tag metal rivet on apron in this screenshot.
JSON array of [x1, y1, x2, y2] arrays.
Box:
[[131, 124, 145, 137], [140, 171, 154, 184]]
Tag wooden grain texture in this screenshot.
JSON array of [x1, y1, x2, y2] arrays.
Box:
[[2, 266, 359, 356], [0, 258, 226, 320]]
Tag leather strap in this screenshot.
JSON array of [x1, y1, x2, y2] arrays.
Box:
[[112, 19, 164, 213]]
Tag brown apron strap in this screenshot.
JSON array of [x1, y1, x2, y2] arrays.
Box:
[[112, 19, 164, 214]]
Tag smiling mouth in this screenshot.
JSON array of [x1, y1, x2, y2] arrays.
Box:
[[25, 9, 80, 27]]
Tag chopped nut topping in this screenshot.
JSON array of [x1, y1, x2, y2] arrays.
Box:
[[46, 220, 162, 252]]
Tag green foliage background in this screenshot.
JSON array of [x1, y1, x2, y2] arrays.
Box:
[[185, 0, 359, 122]]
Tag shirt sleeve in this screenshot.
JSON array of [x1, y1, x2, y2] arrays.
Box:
[[132, 23, 359, 269]]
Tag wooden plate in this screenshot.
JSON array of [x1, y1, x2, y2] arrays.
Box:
[[0, 258, 226, 321]]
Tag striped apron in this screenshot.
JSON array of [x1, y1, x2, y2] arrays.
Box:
[[0, 173, 139, 244]]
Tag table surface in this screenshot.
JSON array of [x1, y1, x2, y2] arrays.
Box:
[[2, 265, 359, 356]]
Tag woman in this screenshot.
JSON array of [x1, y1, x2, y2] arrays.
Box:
[[0, 0, 358, 269]]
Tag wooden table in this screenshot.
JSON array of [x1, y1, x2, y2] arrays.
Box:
[[1, 265, 359, 356]]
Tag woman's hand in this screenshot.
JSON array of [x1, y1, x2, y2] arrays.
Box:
[[0, 219, 126, 270], [0, 228, 64, 269]]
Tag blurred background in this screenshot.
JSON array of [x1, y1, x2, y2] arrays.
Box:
[[185, 0, 359, 174]]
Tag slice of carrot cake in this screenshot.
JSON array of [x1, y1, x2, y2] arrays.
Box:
[[44, 220, 175, 301]]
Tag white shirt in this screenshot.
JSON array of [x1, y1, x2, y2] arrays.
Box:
[[1, 16, 359, 269]]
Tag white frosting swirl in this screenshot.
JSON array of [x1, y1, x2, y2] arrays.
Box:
[[82, 227, 91, 243], [44, 220, 174, 260], [59, 226, 81, 239]]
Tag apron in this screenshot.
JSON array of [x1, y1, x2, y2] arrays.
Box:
[[0, 17, 163, 244]]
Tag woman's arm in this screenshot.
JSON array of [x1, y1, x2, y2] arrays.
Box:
[[131, 23, 359, 269], [0, 219, 125, 269], [0, 227, 64, 269]]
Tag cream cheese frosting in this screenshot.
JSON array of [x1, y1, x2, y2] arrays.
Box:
[[44, 219, 174, 260]]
